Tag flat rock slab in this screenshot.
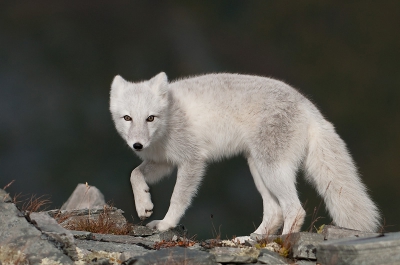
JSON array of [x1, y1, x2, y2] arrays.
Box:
[[46, 207, 127, 229], [321, 225, 379, 240], [30, 212, 75, 242], [61, 183, 106, 210], [316, 232, 400, 265], [131, 246, 217, 265], [129, 225, 156, 236], [0, 189, 73, 264], [258, 249, 290, 264], [75, 238, 153, 259], [210, 247, 260, 263], [91, 233, 156, 249]]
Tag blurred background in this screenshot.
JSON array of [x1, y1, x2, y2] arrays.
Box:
[[1, 1, 399, 239]]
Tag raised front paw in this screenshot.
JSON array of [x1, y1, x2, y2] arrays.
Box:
[[146, 220, 175, 232], [135, 190, 154, 220]]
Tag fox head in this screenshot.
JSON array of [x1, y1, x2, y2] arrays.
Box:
[[110, 72, 169, 152]]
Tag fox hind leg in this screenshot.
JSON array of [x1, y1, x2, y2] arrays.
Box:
[[248, 156, 283, 235], [252, 158, 305, 235]]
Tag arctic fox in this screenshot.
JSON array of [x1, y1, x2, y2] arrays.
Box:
[[109, 72, 380, 235]]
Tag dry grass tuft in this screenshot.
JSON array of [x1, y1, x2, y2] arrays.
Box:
[[60, 206, 133, 235], [12, 193, 52, 213]]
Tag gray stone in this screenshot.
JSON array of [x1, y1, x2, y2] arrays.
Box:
[[0, 189, 74, 264], [251, 232, 323, 260], [295, 261, 316, 265], [285, 232, 324, 260], [210, 247, 260, 263], [61, 183, 106, 210], [70, 230, 95, 240], [132, 246, 216, 265], [316, 232, 400, 265], [321, 225, 379, 240], [46, 206, 128, 230], [91, 233, 156, 249], [258, 249, 289, 264], [129, 225, 156, 236], [75, 238, 153, 257], [145, 224, 187, 242], [30, 211, 75, 243]]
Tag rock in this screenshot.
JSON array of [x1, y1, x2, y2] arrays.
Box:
[[61, 183, 106, 210], [75, 238, 153, 259], [321, 225, 379, 240], [295, 260, 317, 265], [251, 232, 323, 260], [75, 246, 122, 265], [131, 246, 216, 265], [46, 207, 128, 230], [0, 189, 74, 264], [145, 224, 187, 242], [285, 232, 324, 260], [90, 233, 156, 249], [316, 232, 400, 265], [210, 247, 260, 263], [30, 211, 75, 243], [129, 225, 156, 236], [30, 211, 78, 260], [70, 230, 95, 240], [258, 248, 290, 264]]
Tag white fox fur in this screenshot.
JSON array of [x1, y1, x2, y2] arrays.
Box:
[[110, 72, 380, 234]]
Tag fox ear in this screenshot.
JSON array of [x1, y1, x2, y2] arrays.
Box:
[[110, 75, 127, 98], [149, 72, 168, 97]]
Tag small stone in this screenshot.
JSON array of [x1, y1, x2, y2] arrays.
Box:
[[321, 225, 379, 240], [285, 232, 324, 260], [69, 230, 95, 240], [145, 224, 187, 242], [129, 225, 156, 236], [210, 247, 260, 263], [61, 183, 106, 210]]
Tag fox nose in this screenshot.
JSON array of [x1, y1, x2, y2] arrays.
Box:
[[133, 142, 143, 150]]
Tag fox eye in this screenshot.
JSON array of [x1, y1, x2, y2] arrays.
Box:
[[146, 115, 155, 122], [123, 115, 132, 121]]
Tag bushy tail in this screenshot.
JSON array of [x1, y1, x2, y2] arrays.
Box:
[[304, 117, 380, 232]]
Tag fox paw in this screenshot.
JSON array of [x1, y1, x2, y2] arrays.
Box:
[[135, 191, 154, 220], [146, 220, 175, 232]]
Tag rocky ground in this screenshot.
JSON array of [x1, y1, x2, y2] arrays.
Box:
[[1, 184, 400, 265]]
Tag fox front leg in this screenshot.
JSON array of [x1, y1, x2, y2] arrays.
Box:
[[131, 161, 173, 220], [147, 161, 205, 231]]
